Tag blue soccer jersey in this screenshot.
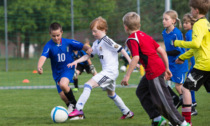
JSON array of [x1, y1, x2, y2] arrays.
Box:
[[41, 38, 84, 82], [185, 30, 195, 70], [162, 27, 188, 74], [72, 50, 88, 66]]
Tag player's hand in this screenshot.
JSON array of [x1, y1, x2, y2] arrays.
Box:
[[164, 69, 172, 80], [37, 67, 43, 74], [86, 48, 93, 55], [67, 61, 77, 68], [175, 58, 184, 64], [121, 75, 130, 86]]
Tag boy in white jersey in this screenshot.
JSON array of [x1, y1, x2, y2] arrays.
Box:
[[67, 16, 134, 119]]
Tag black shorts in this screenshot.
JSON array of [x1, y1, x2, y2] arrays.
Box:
[[76, 64, 91, 74], [183, 68, 210, 92]]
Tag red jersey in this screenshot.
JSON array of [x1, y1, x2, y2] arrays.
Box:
[[126, 31, 165, 80]]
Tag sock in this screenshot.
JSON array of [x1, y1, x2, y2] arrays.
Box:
[[182, 107, 191, 123], [76, 84, 92, 110], [109, 93, 129, 115], [66, 102, 70, 107], [74, 79, 78, 88], [64, 88, 77, 105], [153, 115, 161, 122], [191, 90, 196, 103]]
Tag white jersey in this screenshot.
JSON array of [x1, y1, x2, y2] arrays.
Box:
[[92, 36, 122, 80]]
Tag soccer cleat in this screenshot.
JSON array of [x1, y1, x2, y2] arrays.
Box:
[[120, 111, 134, 119], [67, 104, 75, 114], [191, 106, 198, 116], [68, 109, 84, 118], [151, 117, 167, 126], [69, 115, 85, 120], [175, 97, 183, 109], [180, 122, 191, 126], [72, 88, 79, 92], [192, 102, 197, 107]]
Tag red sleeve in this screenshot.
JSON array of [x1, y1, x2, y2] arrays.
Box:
[[127, 39, 139, 57], [152, 39, 160, 49]]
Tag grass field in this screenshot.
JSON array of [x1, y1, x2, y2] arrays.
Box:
[[0, 58, 210, 126]]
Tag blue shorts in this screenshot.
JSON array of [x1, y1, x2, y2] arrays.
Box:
[[55, 70, 74, 93], [171, 72, 186, 84]]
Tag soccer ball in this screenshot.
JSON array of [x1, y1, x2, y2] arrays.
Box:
[[120, 65, 126, 72], [51, 106, 68, 123]]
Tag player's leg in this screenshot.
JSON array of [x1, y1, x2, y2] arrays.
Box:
[[150, 73, 186, 126], [136, 76, 166, 125], [182, 68, 206, 125], [106, 86, 133, 119], [69, 78, 99, 118], [59, 77, 77, 106], [73, 64, 83, 92]]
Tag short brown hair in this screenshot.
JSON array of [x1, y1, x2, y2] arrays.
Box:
[[183, 13, 196, 26], [122, 12, 141, 31], [90, 16, 108, 32], [49, 22, 63, 33], [189, 0, 210, 15]]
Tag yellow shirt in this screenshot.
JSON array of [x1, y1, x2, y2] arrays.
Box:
[[174, 18, 210, 71]]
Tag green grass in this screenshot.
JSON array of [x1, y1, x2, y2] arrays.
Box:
[[0, 58, 210, 125]]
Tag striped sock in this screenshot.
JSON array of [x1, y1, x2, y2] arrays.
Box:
[[182, 107, 191, 123]]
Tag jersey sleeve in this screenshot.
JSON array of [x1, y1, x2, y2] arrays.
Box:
[[174, 22, 205, 49], [126, 39, 139, 57], [41, 44, 50, 58], [69, 39, 84, 50], [103, 37, 122, 53], [179, 49, 194, 60]]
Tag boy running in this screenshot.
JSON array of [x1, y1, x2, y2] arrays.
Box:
[[121, 12, 190, 126]]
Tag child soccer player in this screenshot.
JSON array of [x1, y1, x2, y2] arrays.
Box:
[[121, 12, 190, 126], [162, 10, 188, 108], [72, 50, 97, 92], [174, 0, 210, 124], [68, 16, 134, 119], [182, 13, 197, 116], [37, 22, 91, 113]]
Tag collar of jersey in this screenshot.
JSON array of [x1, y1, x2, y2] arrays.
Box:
[[98, 35, 107, 44], [54, 38, 62, 46]]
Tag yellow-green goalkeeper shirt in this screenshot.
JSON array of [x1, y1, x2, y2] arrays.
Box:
[[174, 17, 210, 71]]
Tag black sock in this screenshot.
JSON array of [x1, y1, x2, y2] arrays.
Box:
[[64, 89, 77, 105], [74, 79, 78, 88]]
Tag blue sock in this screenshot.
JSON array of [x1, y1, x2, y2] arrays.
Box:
[[191, 90, 196, 103]]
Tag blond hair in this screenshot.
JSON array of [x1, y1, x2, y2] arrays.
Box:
[[90, 16, 108, 32], [122, 12, 141, 32], [183, 13, 196, 26], [164, 10, 182, 29]]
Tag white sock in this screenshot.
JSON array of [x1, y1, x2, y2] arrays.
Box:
[[109, 93, 130, 115], [180, 120, 188, 126], [76, 84, 92, 110], [153, 116, 161, 121]]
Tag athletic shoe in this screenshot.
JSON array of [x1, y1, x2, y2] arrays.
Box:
[[192, 102, 197, 107], [180, 122, 191, 126], [67, 104, 75, 114], [191, 106, 198, 116], [151, 117, 167, 126], [120, 111, 134, 119], [68, 109, 84, 118], [72, 88, 78, 92], [69, 115, 85, 120], [175, 97, 183, 109]]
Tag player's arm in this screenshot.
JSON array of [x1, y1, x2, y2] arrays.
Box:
[[121, 48, 131, 63], [37, 56, 47, 74], [175, 49, 194, 64], [67, 55, 90, 68], [174, 24, 204, 48], [156, 46, 172, 80]]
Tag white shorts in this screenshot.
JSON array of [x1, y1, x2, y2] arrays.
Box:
[[92, 72, 116, 91]]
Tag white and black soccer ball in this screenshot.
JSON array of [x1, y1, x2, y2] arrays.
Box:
[[120, 65, 126, 72], [51, 106, 68, 123]]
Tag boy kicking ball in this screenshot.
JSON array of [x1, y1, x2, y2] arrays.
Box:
[[68, 16, 134, 120]]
